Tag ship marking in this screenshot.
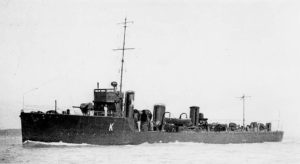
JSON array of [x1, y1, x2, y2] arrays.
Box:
[[109, 123, 114, 131]]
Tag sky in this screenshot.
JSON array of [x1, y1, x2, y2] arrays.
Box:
[[0, 0, 300, 137]]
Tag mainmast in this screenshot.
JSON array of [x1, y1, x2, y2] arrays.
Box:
[[114, 17, 134, 93], [237, 94, 251, 128]]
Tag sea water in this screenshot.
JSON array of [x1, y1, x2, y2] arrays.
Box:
[[0, 130, 299, 164]]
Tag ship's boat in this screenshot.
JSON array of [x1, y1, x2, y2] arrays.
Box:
[[19, 18, 284, 145]]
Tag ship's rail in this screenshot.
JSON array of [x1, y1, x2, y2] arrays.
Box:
[[208, 118, 283, 131], [21, 107, 121, 118], [93, 111, 119, 117]]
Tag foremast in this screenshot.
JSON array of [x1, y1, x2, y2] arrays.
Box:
[[114, 17, 134, 93]]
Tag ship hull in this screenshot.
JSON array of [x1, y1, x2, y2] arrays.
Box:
[[20, 112, 283, 145]]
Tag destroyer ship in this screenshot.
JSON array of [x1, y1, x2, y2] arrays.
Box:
[[20, 18, 283, 145]]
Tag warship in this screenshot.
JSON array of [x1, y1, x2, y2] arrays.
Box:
[[20, 18, 283, 145]]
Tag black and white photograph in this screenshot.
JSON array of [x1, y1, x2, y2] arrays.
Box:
[[0, 0, 299, 163]]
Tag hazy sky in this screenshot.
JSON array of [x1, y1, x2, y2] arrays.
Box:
[[1, 0, 299, 136]]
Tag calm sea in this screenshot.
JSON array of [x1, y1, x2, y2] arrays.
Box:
[[0, 130, 299, 164]]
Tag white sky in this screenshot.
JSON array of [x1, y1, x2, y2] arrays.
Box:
[[0, 0, 300, 137]]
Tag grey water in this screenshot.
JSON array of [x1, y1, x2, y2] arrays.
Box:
[[0, 130, 299, 164]]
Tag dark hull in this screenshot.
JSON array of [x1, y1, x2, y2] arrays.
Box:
[[20, 113, 284, 145]]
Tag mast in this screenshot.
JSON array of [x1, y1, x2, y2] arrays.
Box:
[[237, 94, 251, 128], [114, 17, 134, 93]]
